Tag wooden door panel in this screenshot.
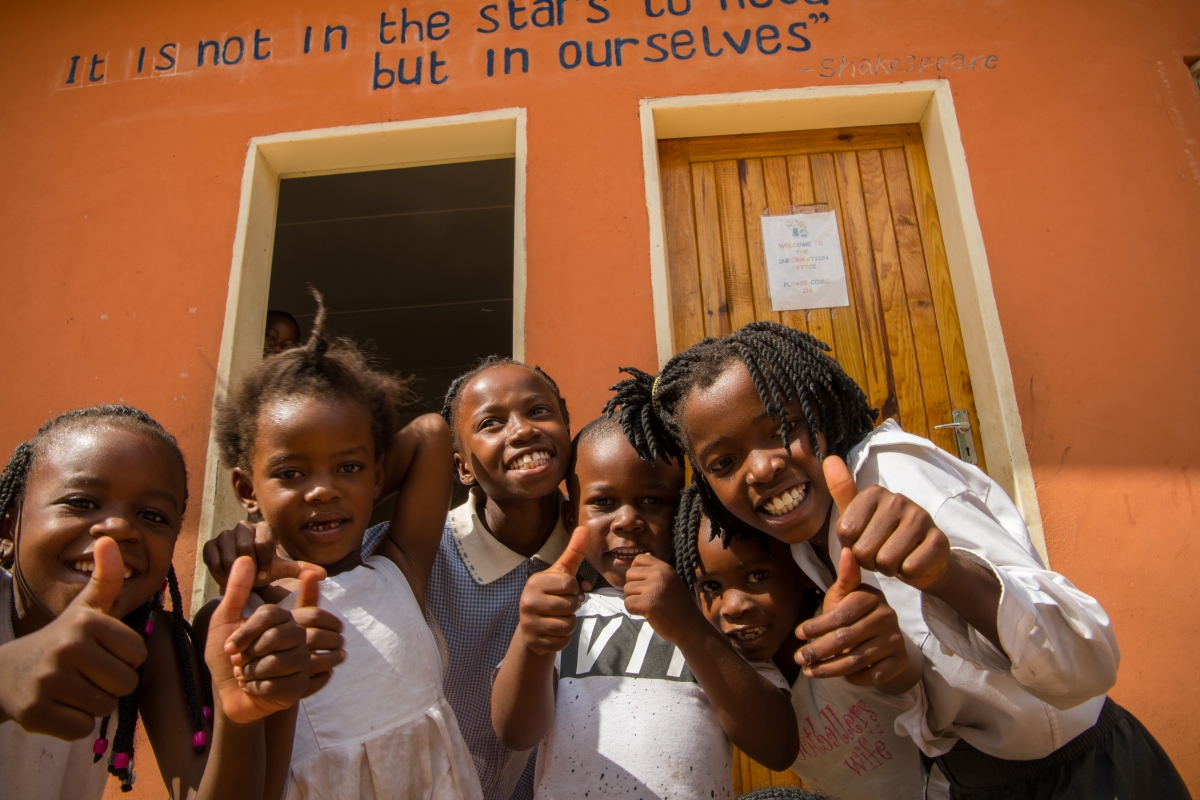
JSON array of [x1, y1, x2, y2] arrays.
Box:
[[658, 125, 986, 790]]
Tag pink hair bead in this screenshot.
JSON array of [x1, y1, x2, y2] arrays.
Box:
[[192, 731, 207, 749], [143, 617, 154, 636], [113, 752, 130, 769], [92, 738, 108, 755], [201, 706, 213, 721]]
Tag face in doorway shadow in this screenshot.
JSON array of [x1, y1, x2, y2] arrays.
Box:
[[264, 310, 302, 357]]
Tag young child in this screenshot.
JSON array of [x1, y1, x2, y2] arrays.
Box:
[[264, 309, 302, 356], [607, 321, 1188, 799], [677, 483, 924, 800], [492, 415, 800, 799], [0, 405, 319, 799], [204, 295, 483, 799], [364, 355, 586, 800]]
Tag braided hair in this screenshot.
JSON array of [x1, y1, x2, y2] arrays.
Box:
[[672, 483, 776, 589], [439, 356, 570, 454], [0, 404, 210, 792], [605, 321, 877, 545], [215, 289, 418, 472]]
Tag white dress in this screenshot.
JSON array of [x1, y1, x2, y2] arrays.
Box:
[[0, 569, 112, 800], [279, 555, 483, 800]]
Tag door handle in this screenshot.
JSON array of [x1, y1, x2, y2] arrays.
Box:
[[933, 410, 978, 466]]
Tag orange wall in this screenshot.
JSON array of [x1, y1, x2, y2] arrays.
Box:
[[2, 1, 1198, 795]]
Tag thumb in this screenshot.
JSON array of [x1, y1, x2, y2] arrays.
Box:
[[550, 526, 589, 577], [294, 569, 321, 610], [822, 455, 859, 515], [72, 536, 125, 615], [823, 546, 862, 609], [210, 556, 256, 629]]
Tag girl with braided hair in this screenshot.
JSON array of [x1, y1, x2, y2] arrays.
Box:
[[0, 404, 317, 798], [201, 290, 482, 799], [608, 321, 1186, 799], [677, 483, 925, 800]]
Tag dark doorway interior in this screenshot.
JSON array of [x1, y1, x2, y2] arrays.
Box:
[[267, 158, 515, 516]]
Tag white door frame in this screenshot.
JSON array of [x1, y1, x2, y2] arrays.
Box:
[[637, 80, 1047, 564], [191, 108, 528, 610]]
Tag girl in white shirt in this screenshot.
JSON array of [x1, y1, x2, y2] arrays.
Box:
[[0, 404, 323, 799], [605, 321, 1187, 800]]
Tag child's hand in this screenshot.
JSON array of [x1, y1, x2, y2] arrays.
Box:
[[205, 556, 312, 724], [203, 520, 327, 590], [823, 456, 952, 592], [623, 554, 701, 647], [286, 574, 346, 697], [0, 537, 147, 739], [796, 548, 912, 688], [517, 527, 589, 655]]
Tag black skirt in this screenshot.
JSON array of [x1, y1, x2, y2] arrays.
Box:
[[922, 698, 1190, 800]]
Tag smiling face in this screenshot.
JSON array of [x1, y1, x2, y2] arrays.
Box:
[[453, 364, 571, 502], [566, 430, 683, 589], [4, 424, 185, 624], [682, 361, 834, 545], [693, 518, 811, 668], [235, 394, 382, 569]]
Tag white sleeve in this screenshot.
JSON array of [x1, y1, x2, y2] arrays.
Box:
[[750, 660, 791, 693], [922, 490, 1120, 710]]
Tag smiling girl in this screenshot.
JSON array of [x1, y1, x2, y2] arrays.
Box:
[[676, 484, 923, 800], [606, 321, 1186, 800], [0, 405, 316, 799], [204, 294, 482, 799]]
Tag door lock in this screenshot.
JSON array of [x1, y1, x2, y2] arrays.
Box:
[[933, 410, 978, 466]]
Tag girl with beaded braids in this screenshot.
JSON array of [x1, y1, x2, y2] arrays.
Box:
[[0, 405, 317, 799], [609, 321, 1185, 800]]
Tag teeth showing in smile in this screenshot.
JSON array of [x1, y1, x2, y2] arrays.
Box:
[[306, 519, 345, 532], [73, 560, 134, 580], [608, 547, 649, 560], [762, 484, 807, 516], [507, 450, 551, 471], [730, 626, 767, 642]]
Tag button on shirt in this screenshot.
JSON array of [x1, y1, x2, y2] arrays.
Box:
[[791, 420, 1118, 761], [365, 489, 593, 800]]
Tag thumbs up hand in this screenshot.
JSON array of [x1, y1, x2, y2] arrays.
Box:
[[204, 556, 311, 724], [0, 536, 147, 739], [517, 526, 590, 656], [624, 554, 699, 647], [823, 455, 951, 592], [795, 543, 913, 689], [288, 570, 346, 698]]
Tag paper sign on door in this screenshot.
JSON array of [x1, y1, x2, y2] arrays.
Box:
[[760, 211, 850, 311]]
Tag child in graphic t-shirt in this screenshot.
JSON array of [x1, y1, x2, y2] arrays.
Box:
[[676, 484, 924, 800], [492, 416, 800, 799]]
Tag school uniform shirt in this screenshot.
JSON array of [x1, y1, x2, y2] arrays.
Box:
[[533, 587, 789, 800], [788, 674, 924, 800], [790, 420, 1119, 762], [365, 489, 594, 800], [0, 568, 111, 800]]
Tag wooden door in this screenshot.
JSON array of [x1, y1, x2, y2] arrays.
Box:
[[657, 124, 986, 792]]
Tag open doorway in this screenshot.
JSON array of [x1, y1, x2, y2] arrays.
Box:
[[267, 158, 516, 517]]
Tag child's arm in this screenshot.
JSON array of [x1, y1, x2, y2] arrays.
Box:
[[824, 455, 1118, 708], [796, 548, 924, 695], [492, 529, 588, 751], [624, 555, 800, 771], [0, 537, 146, 737], [372, 413, 454, 612]]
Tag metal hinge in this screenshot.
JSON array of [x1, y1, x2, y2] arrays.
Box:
[[933, 410, 978, 465]]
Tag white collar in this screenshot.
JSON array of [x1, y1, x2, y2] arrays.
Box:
[[447, 487, 569, 585]]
